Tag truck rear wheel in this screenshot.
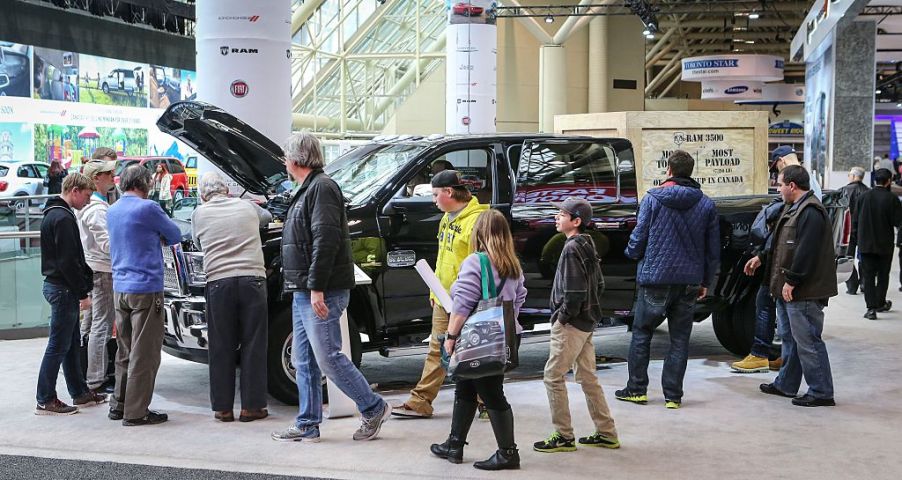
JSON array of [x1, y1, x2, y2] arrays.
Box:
[[266, 306, 363, 406], [711, 296, 755, 356]]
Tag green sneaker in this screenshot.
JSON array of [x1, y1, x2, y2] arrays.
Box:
[[665, 400, 681, 409], [477, 403, 489, 421], [577, 432, 621, 449], [614, 389, 648, 404], [533, 432, 577, 453]]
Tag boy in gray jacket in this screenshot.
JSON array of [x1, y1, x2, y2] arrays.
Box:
[[534, 197, 619, 453]]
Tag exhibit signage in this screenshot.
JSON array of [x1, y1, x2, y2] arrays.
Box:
[[791, 0, 862, 62], [700, 80, 764, 101], [445, 0, 497, 134], [736, 83, 805, 105], [641, 128, 757, 196], [681, 54, 784, 82]]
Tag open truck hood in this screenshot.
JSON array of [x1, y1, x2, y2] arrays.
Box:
[[156, 101, 288, 196]]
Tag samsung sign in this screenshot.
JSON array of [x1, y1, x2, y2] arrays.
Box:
[[682, 54, 784, 82]]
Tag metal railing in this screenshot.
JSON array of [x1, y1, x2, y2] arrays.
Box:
[[0, 194, 57, 232], [0, 227, 48, 338]]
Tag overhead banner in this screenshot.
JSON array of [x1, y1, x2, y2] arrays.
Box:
[[445, 1, 497, 135], [196, 0, 291, 182], [736, 84, 806, 105], [700, 80, 763, 101], [641, 128, 758, 197], [681, 54, 784, 82]]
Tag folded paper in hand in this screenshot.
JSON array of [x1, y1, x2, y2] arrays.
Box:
[[414, 259, 453, 314]]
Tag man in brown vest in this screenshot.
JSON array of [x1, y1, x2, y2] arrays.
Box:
[[759, 165, 837, 407]]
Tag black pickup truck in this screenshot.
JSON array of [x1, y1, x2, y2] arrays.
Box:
[[156, 102, 850, 405]]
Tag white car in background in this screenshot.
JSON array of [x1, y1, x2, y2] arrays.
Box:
[[0, 161, 50, 212]]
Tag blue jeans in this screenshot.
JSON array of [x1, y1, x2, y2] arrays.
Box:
[[36, 282, 89, 404], [773, 298, 834, 399], [626, 285, 699, 401], [292, 290, 383, 428], [750, 285, 778, 359]]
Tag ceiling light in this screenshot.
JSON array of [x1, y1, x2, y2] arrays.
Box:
[[749, 12, 760, 19], [642, 28, 650, 35], [544, 15, 554, 23], [897, 103, 901, 108], [745, 40, 756, 44], [646, 33, 655, 39], [877, 89, 882, 94]]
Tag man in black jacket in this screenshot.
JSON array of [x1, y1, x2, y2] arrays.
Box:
[[36, 173, 108, 415], [840, 167, 869, 295], [855, 168, 902, 319], [271, 133, 390, 444]]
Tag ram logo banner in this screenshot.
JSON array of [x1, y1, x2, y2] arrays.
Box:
[[220, 47, 259, 56], [220, 46, 229, 56]]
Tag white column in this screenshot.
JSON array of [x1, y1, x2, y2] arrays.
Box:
[[539, 45, 566, 133], [445, 2, 497, 134], [588, 17, 609, 113], [196, 0, 291, 180]]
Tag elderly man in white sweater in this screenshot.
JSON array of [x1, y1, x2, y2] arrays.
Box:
[[77, 152, 118, 394], [192, 172, 272, 423]]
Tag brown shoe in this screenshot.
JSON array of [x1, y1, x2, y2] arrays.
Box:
[[239, 408, 269, 423], [214, 410, 234, 422], [73, 391, 108, 407], [391, 403, 432, 418]]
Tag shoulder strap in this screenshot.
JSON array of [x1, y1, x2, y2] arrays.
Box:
[[477, 252, 497, 300]]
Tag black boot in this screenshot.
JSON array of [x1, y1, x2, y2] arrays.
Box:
[[474, 408, 520, 470], [430, 398, 477, 464]]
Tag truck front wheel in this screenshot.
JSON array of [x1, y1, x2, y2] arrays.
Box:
[[711, 295, 756, 356], [266, 306, 363, 406]]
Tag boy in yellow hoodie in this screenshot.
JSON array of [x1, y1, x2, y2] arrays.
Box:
[[393, 170, 488, 418]]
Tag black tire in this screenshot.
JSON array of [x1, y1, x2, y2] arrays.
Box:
[[173, 188, 185, 202], [102, 83, 109, 94], [266, 306, 363, 406], [712, 296, 756, 356]]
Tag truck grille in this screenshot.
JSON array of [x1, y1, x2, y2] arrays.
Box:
[[162, 246, 182, 293]]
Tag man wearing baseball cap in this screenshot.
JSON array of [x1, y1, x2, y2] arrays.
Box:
[[76, 150, 118, 394], [393, 169, 488, 418], [771, 146, 822, 200], [534, 197, 620, 453]]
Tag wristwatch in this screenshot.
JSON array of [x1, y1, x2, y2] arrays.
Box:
[[445, 331, 459, 340]]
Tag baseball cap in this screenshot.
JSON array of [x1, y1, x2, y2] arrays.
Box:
[[91, 147, 117, 160], [551, 197, 594, 227], [770, 145, 795, 168], [83, 160, 116, 178], [431, 169, 466, 189]]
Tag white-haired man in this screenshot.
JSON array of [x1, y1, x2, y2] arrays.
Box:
[[191, 172, 272, 423], [272, 132, 391, 443], [840, 167, 869, 295]]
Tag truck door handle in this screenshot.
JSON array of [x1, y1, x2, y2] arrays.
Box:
[[595, 221, 625, 230]]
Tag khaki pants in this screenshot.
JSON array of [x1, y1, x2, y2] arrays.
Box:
[[404, 303, 449, 415], [110, 292, 165, 420], [543, 321, 618, 439]]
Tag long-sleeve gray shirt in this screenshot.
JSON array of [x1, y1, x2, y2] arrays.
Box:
[[191, 196, 272, 282], [451, 253, 527, 334]]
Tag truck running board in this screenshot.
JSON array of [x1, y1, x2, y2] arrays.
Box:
[[383, 323, 629, 358]]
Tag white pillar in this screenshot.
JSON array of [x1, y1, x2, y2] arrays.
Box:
[[196, 0, 291, 180], [588, 17, 609, 113], [539, 45, 566, 133], [445, 2, 497, 134]]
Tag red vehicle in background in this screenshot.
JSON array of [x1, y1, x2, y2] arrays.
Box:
[[114, 156, 190, 201], [452, 2, 484, 16]]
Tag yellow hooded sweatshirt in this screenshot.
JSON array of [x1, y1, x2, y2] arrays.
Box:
[[432, 197, 489, 308]]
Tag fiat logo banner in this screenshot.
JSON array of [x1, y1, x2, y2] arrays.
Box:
[[230, 80, 249, 98]]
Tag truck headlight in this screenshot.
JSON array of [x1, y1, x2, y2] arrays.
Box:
[[184, 252, 207, 287]]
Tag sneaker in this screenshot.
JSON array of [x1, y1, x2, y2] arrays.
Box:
[[730, 354, 770, 373], [122, 410, 168, 426], [35, 399, 78, 416], [665, 400, 681, 409], [577, 432, 620, 449], [477, 403, 489, 421], [73, 391, 107, 407], [878, 300, 893, 313], [108, 409, 123, 420], [614, 389, 648, 404], [769, 357, 783, 371], [533, 432, 577, 453], [271, 424, 321, 442], [391, 403, 431, 418], [353, 401, 391, 441]]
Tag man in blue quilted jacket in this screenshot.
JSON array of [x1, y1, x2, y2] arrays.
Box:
[[615, 150, 720, 409]]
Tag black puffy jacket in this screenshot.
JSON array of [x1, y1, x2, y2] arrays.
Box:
[[281, 169, 355, 292]]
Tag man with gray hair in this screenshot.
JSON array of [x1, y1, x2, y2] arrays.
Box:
[[192, 172, 272, 423], [272, 132, 391, 443], [840, 167, 870, 295], [106, 164, 181, 426]]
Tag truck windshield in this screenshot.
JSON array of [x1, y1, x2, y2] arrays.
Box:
[[326, 144, 424, 206]]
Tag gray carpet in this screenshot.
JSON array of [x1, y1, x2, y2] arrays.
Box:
[[0, 455, 330, 480]]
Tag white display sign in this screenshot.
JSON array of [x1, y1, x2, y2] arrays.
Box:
[[700, 80, 764, 101], [196, 0, 291, 182], [736, 84, 806, 105], [445, 1, 497, 135], [681, 54, 784, 82]]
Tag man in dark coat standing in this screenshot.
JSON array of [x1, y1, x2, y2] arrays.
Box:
[[840, 167, 869, 295], [855, 168, 902, 319]]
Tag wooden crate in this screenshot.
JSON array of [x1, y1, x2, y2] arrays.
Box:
[[555, 111, 770, 198]]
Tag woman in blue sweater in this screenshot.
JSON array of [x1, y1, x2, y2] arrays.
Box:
[[430, 209, 527, 470]]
